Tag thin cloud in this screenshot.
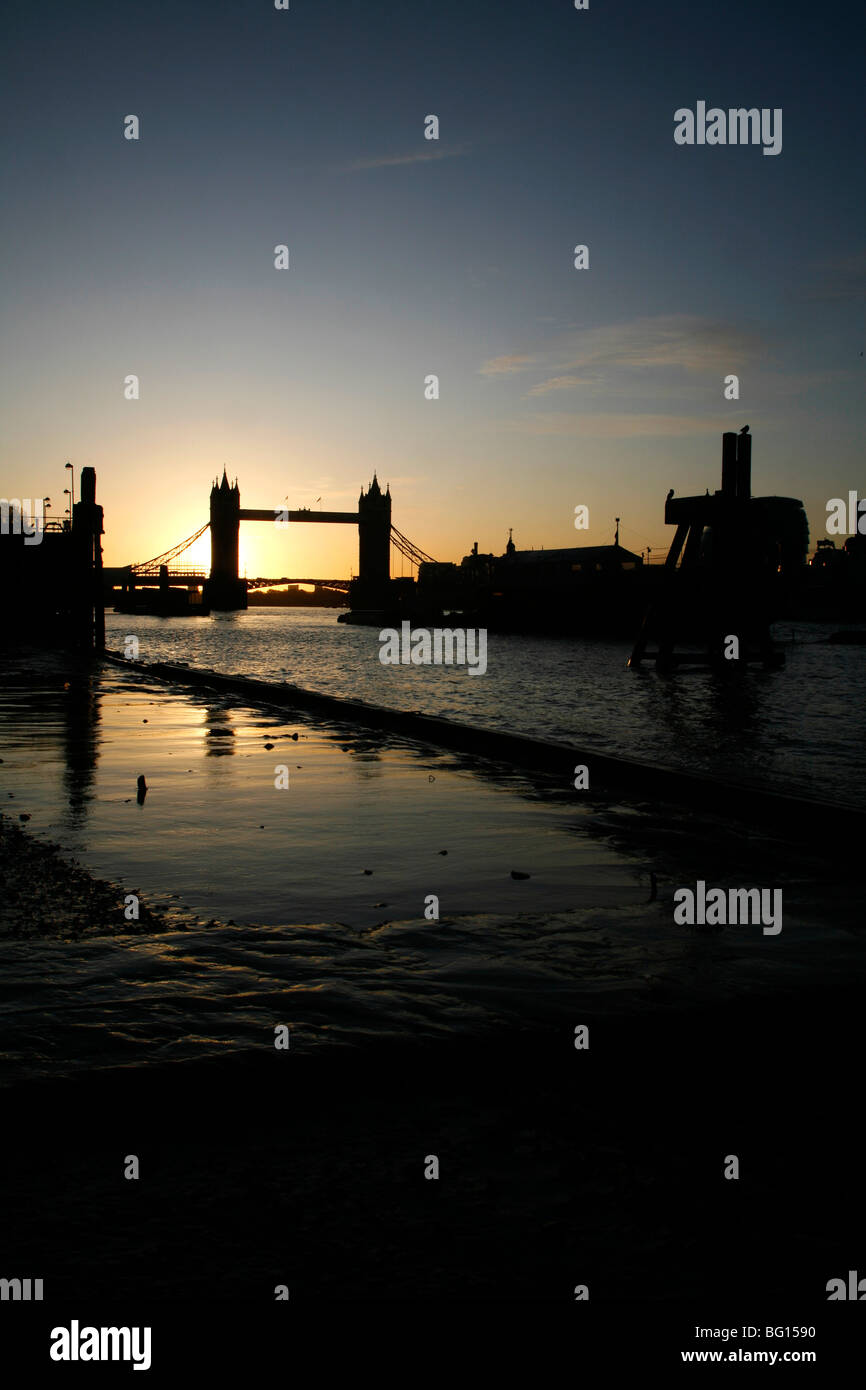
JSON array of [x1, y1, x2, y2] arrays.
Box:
[[479, 353, 535, 376], [526, 374, 594, 396], [506, 412, 734, 439], [344, 146, 469, 172], [802, 249, 866, 302], [577, 317, 765, 372], [480, 314, 766, 386]]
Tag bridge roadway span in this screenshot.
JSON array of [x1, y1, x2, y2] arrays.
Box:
[[103, 568, 349, 589], [238, 509, 358, 524]]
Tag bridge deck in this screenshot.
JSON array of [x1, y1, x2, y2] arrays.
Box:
[[104, 568, 349, 590], [238, 509, 360, 525]]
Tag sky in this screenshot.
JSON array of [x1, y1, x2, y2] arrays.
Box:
[[1, 0, 863, 576]]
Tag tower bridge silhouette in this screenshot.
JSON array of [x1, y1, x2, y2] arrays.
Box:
[[105, 473, 434, 610]]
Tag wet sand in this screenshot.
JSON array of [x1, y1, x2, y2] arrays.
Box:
[[0, 658, 642, 931]]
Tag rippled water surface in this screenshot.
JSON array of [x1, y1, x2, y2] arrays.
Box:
[[1, 611, 863, 1084], [106, 608, 866, 806]]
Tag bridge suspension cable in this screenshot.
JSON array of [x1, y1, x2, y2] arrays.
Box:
[[130, 522, 210, 572], [390, 526, 436, 568], [127, 519, 434, 579]]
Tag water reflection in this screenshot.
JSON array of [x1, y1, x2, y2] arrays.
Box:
[[103, 611, 866, 808], [203, 707, 236, 756], [1, 646, 860, 1087], [22, 655, 104, 835], [635, 662, 772, 780]]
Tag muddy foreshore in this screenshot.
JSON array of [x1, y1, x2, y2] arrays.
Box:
[[0, 812, 177, 940]]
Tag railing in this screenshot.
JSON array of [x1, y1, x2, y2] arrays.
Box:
[[246, 578, 351, 590], [4, 515, 72, 532], [131, 564, 207, 579]]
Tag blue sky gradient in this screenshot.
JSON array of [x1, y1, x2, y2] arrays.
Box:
[[1, 0, 862, 573]]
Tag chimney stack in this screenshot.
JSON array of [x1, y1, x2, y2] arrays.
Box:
[[721, 433, 738, 498], [735, 430, 751, 500]]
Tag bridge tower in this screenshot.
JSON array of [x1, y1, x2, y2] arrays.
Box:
[[206, 470, 247, 610], [357, 474, 391, 595]]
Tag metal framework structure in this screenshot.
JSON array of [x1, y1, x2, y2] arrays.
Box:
[[130, 522, 210, 575], [390, 525, 436, 569], [127, 517, 436, 586]]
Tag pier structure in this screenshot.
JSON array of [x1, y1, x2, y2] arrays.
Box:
[[73, 467, 105, 650], [0, 466, 104, 650], [629, 431, 808, 669]]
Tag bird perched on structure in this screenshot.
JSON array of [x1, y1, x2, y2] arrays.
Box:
[[666, 488, 674, 501], [739, 425, 749, 434]]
